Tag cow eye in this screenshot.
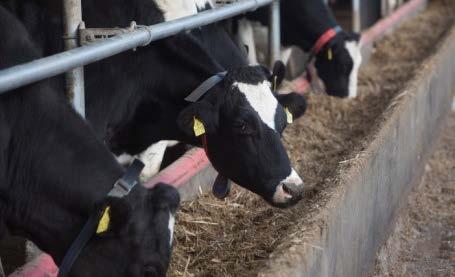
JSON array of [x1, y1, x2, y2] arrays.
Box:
[[232, 121, 252, 135], [233, 121, 246, 130]]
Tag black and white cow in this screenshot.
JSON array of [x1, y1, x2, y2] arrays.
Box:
[[4, 0, 308, 208], [240, 0, 362, 98], [0, 6, 179, 276]]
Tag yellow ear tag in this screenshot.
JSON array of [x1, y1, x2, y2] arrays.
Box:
[[285, 107, 293, 124], [328, 48, 333, 61], [96, 206, 111, 234], [193, 117, 206, 137], [272, 75, 278, 92]]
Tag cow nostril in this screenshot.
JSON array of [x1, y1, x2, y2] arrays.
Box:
[[282, 183, 293, 196]]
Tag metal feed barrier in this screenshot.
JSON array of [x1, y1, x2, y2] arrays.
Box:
[[0, 0, 281, 117]]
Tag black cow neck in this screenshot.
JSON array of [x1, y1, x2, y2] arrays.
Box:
[[281, 0, 339, 51], [1, 83, 124, 263]]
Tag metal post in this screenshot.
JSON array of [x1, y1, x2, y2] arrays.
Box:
[[0, 258, 4, 277], [63, 0, 85, 117], [268, 0, 281, 67], [352, 0, 361, 32]]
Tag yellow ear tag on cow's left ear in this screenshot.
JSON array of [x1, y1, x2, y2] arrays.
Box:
[[96, 206, 111, 234], [193, 117, 206, 137], [285, 107, 293, 124], [328, 48, 333, 61]]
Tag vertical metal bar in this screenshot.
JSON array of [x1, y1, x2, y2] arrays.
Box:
[[63, 0, 85, 117], [268, 0, 281, 67], [352, 0, 361, 32], [381, 0, 387, 17], [0, 258, 5, 277]]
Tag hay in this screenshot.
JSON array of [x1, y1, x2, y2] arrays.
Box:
[[169, 1, 455, 276]]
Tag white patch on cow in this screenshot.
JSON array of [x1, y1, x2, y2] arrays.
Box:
[[236, 18, 258, 65], [155, 0, 198, 21], [195, 0, 213, 10], [233, 81, 278, 131], [280, 47, 293, 66], [273, 183, 293, 204], [345, 41, 362, 98], [280, 168, 303, 186], [116, 153, 134, 165], [273, 168, 304, 204], [139, 140, 179, 180], [155, 0, 214, 21], [168, 212, 175, 246], [452, 96, 455, 111]]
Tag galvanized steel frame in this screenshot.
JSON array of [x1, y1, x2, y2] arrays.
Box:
[[0, 0, 281, 116]]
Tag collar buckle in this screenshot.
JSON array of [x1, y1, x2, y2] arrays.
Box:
[[108, 178, 135, 198], [108, 159, 144, 198]]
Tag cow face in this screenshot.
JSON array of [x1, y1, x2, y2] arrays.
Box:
[[70, 183, 180, 277], [314, 32, 362, 98], [177, 65, 307, 208]]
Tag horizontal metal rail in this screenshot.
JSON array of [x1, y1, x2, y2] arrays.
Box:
[[0, 0, 273, 94]]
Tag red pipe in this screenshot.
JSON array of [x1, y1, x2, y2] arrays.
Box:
[[9, 0, 427, 275]]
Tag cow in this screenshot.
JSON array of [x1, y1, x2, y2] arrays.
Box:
[[237, 0, 362, 98], [3, 0, 308, 208], [0, 6, 179, 276]]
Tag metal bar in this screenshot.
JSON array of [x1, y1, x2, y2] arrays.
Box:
[[63, 0, 85, 117], [353, 0, 361, 32], [0, 0, 273, 94], [268, 0, 281, 67], [0, 258, 4, 277]]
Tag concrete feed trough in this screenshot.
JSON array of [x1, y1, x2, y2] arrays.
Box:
[[259, 26, 455, 277]]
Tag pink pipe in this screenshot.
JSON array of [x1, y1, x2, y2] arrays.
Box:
[[9, 0, 427, 275], [143, 148, 209, 189], [9, 255, 57, 277]]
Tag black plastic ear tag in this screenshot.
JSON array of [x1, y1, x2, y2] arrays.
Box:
[[212, 174, 232, 199]]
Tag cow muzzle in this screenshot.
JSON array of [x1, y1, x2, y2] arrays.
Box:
[[272, 169, 304, 207]]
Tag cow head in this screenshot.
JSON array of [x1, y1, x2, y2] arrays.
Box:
[[69, 183, 180, 277], [314, 32, 362, 98], [177, 63, 307, 208]]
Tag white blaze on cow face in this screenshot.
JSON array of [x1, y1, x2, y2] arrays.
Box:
[[168, 212, 175, 246], [155, 0, 213, 21], [345, 40, 362, 98], [233, 80, 278, 131]]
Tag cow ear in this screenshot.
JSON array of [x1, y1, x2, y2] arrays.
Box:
[[148, 183, 180, 213], [95, 197, 132, 237], [177, 100, 219, 137], [271, 60, 286, 88], [276, 93, 308, 120]]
